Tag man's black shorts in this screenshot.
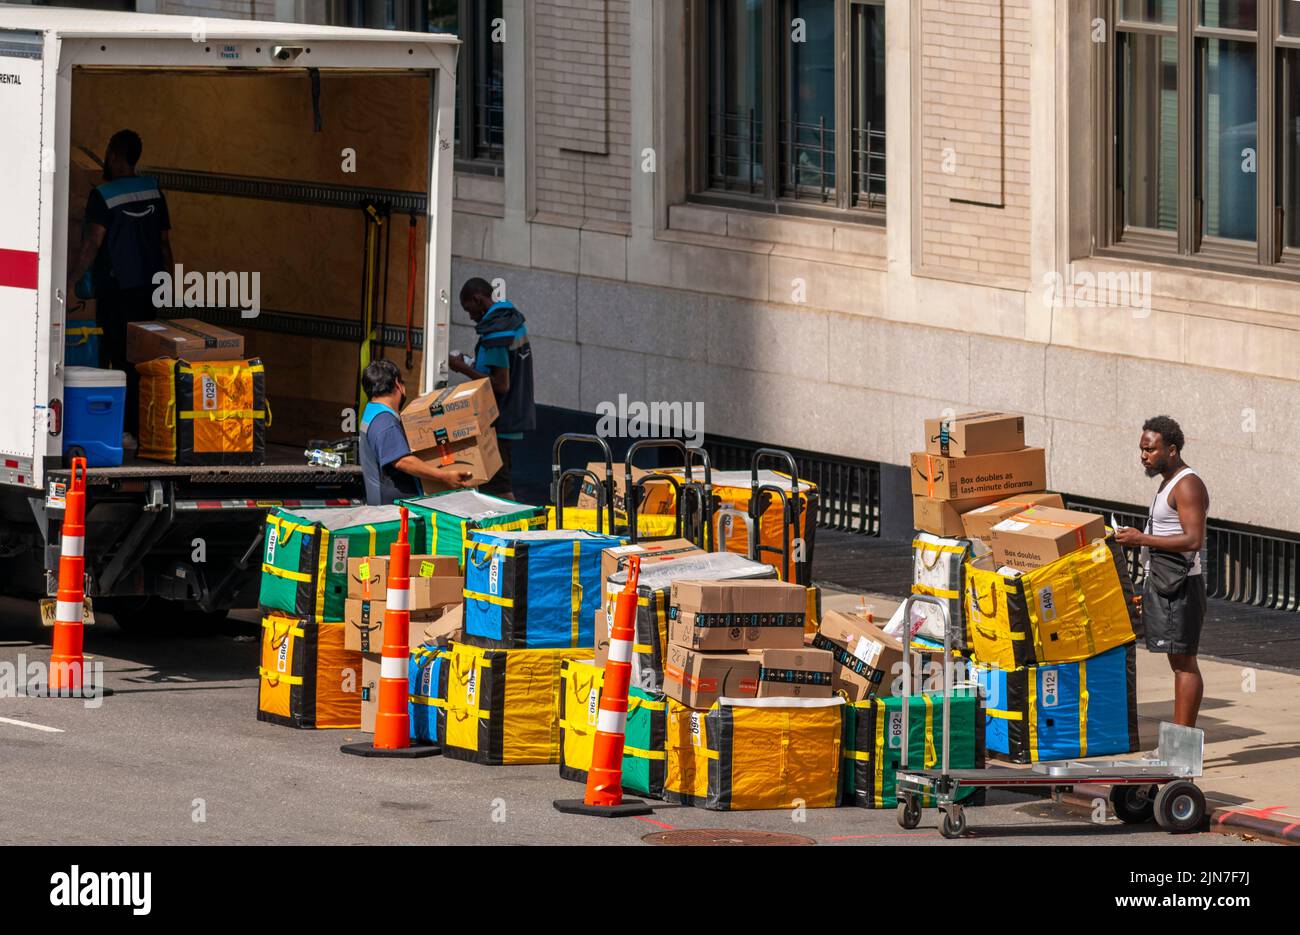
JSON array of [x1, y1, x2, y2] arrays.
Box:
[[1143, 574, 1206, 655]]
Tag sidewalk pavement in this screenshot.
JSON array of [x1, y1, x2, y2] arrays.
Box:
[[819, 586, 1300, 844]]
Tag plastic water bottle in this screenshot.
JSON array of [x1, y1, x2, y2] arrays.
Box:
[[305, 448, 344, 470]]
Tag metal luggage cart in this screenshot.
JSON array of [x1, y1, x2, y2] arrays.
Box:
[[710, 448, 817, 586], [894, 594, 1207, 839], [623, 438, 713, 547]]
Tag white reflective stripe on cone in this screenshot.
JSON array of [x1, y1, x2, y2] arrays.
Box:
[[596, 708, 626, 735], [608, 638, 632, 664], [385, 587, 410, 611], [61, 535, 85, 557], [56, 600, 82, 623], [380, 656, 406, 680]]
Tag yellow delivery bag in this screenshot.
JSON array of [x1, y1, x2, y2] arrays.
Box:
[[138, 356, 268, 464], [256, 613, 360, 729]]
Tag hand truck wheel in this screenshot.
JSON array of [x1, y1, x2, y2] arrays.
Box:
[[897, 795, 922, 830], [939, 804, 967, 839], [1109, 784, 1157, 824], [1153, 780, 1206, 834]]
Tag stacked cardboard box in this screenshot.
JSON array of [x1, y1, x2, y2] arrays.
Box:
[[813, 609, 944, 702], [576, 462, 676, 515], [662, 579, 830, 708], [400, 378, 502, 493]]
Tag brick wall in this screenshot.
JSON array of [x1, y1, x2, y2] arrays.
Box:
[[533, 0, 632, 228], [918, 0, 1031, 282]]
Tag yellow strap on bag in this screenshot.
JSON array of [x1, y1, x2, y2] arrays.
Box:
[[873, 697, 887, 809], [913, 582, 960, 601], [364, 524, 377, 555], [923, 694, 937, 768], [464, 589, 513, 608], [177, 409, 266, 420], [261, 563, 311, 583], [1078, 658, 1088, 757], [1028, 669, 1040, 762], [257, 666, 303, 687], [570, 540, 583, 648], [314, 528, 331, 624], [1067, 559, 1098, 659]]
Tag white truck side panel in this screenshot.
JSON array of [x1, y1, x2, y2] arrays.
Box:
[[0, 31, 47, 488]]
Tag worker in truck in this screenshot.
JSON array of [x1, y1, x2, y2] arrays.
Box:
[[359, 359, 473, 506], [1113, 415, 1210, 731], [68, 129, 174, 444], [450, 278, 536, 500]]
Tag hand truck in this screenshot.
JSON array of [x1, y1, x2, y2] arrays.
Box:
[[895, 594, 1207, 839]]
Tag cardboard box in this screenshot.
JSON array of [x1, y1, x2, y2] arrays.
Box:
[[344, 597, 451, 653], [360, 652, 381, 733], [663, 644, 760, 708], [671, 579, 808, 616], [910, 447, 1046, 501], [577, 463, 676, 515], [812, 611, 902, 701], [347, 553, 461, 599], [416, 430, 502, 493], [925, 411, 1026, 458], [401, 378, 499, 451], [126, 318, 244, 363], [600, 539, 706, 588], [990, 506, 1107, 569], [415, 602, 463, 648], [748, 647, 834, 699], [960, 492, 1066, 544], [668, 609, 806, 652], [594, 607, 610, 669], [913, 494, 1004, 537]]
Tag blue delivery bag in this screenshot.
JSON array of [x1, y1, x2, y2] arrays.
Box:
[[462, 528, 624, 649], [408, 643, 451, 744]]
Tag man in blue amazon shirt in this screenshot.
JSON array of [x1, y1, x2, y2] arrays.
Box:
[[359, 360, 473, 506], [450, 278, 536, 500]]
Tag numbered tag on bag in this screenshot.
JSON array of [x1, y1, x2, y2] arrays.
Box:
[[1037, 585, 1057, 622], [587, 687, 600, 726], [331, 537, 349, 574], [489, 554, 500, 595], [200, 374, 218, 411], [1041, 670, 1059, 707], [689, 712, 703, 747], [466, 665, 478, 709], [264, 525, 278, 564], [888, 710, 904, 750]]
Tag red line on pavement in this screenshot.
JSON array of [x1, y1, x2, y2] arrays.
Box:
[[634, 816, 676, 830], [0, 248, 39, 290]]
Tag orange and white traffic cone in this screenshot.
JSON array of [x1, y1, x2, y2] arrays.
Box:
[[30, 457, 110, 699], [341, 506, 439, 758], [554, 555, 653, 817]]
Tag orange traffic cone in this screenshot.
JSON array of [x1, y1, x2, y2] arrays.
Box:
[[341, 506, 439, 758], [554, 555, 653, 817], [30, 457, 110, 699]]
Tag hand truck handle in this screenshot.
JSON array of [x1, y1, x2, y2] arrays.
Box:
[[899, 593, 952, 778]]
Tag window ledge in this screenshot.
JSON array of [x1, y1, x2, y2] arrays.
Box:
[[667, 202, 886, 260], [453, 198, 505, 220], [453, 171, 504, 209]]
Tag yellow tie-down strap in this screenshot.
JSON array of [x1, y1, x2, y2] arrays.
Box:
[[987, 709, 1024, 721], [261, 562, 311, 583], [570, 540, 583, 649], [257, 666, 303, 686], [467, 542, 516, 559], [179, 409, 267, 421], [912, 540, 967, 554], [265, 513, 313, 544], [912, 582, 960, 601], [409, 695, 447, 709], [179, 363, 265, 376], [463, 589, 514, 608]]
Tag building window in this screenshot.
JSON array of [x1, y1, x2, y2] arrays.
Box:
[[695, 0, 886, 218], [1101, 0, 1300, 270]]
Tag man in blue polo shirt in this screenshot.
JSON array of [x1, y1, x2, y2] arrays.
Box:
[[68, 129, 174, 439], [359, 360, 473, 505], [449, 278, 536, 499]]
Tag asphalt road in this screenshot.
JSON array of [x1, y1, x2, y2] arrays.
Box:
[[0, 598, 1263, 846]]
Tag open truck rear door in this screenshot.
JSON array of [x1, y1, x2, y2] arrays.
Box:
[[0, 28, 51, 491]]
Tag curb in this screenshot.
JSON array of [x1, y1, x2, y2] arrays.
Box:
[[1210, 807, 1300, 845]]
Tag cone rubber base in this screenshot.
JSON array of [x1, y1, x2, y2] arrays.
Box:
[[340, 741, 441, 758], [24, 684, 114, 699], [553, 797, 654, 817]]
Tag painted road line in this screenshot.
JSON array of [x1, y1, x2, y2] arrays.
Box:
[[0, 716, 64, 734]]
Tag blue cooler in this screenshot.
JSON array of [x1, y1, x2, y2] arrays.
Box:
[[63, 366, 126, 467]]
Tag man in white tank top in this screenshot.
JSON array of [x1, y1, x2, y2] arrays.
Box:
[[1113, 416, 1210, 729]]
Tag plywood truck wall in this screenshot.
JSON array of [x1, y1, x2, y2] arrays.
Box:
[[70, 69, 432, 444]]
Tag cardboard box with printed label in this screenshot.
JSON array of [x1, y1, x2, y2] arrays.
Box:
[[913, 493, 1004, 538], [401, 377, 499, 451], [667, 579, 807, 651], [924, 411, 1026, 458], [910, 447, 1046, 501], [960, 492, 1066, 544], [748, 646, 834, 699], [990, 506, 1107, 570], [344, 597, 450, 653], [347, 553, 462, 600], [126, 318, 245, 363], [663, 644, 760, 708], [415, 429, 502, 493], [577, 463, 676, 515], [813, 611, 944, 701], [600, 539, 706, 589], [360, 652, 381, 733]]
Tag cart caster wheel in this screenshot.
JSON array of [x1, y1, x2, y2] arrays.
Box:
[[1110, 784, 1157, 824], [939, 806, 967, 839], [1153, 780, 1206, 834], [897, 796, 922, 830]]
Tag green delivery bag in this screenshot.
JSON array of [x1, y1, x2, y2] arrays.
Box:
[[399, 490, 547, 565], [842, 689, 985, 808], [258, 505, 427, 624]]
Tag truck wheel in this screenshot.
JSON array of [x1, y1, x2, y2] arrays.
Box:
[[1110, 784, 1156, 824], [1154, 781, 1206, 834]]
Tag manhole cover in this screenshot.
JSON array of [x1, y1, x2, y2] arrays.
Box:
[[642, 829, 816, 846]]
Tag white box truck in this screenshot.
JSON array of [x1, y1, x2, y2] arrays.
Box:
[[0, 8, 457, 629]]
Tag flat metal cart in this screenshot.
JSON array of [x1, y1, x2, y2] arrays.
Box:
[[894, 595, 1207, 839]]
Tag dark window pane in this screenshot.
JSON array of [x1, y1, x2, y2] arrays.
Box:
[[1281, 49, 1300, 247], [781, 0, 836, 200], [1118, 32, 1179, 231], [1119, 0, 1177, 25], [850, 2, 886, 209], [1199, 38, 1257, 242], [428, 0, 458, 33], [1284, 2, 1300, 36], [1199, 0, 1257, 31], [473, 0, 505, 161], [708, 0, 766, 192]]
